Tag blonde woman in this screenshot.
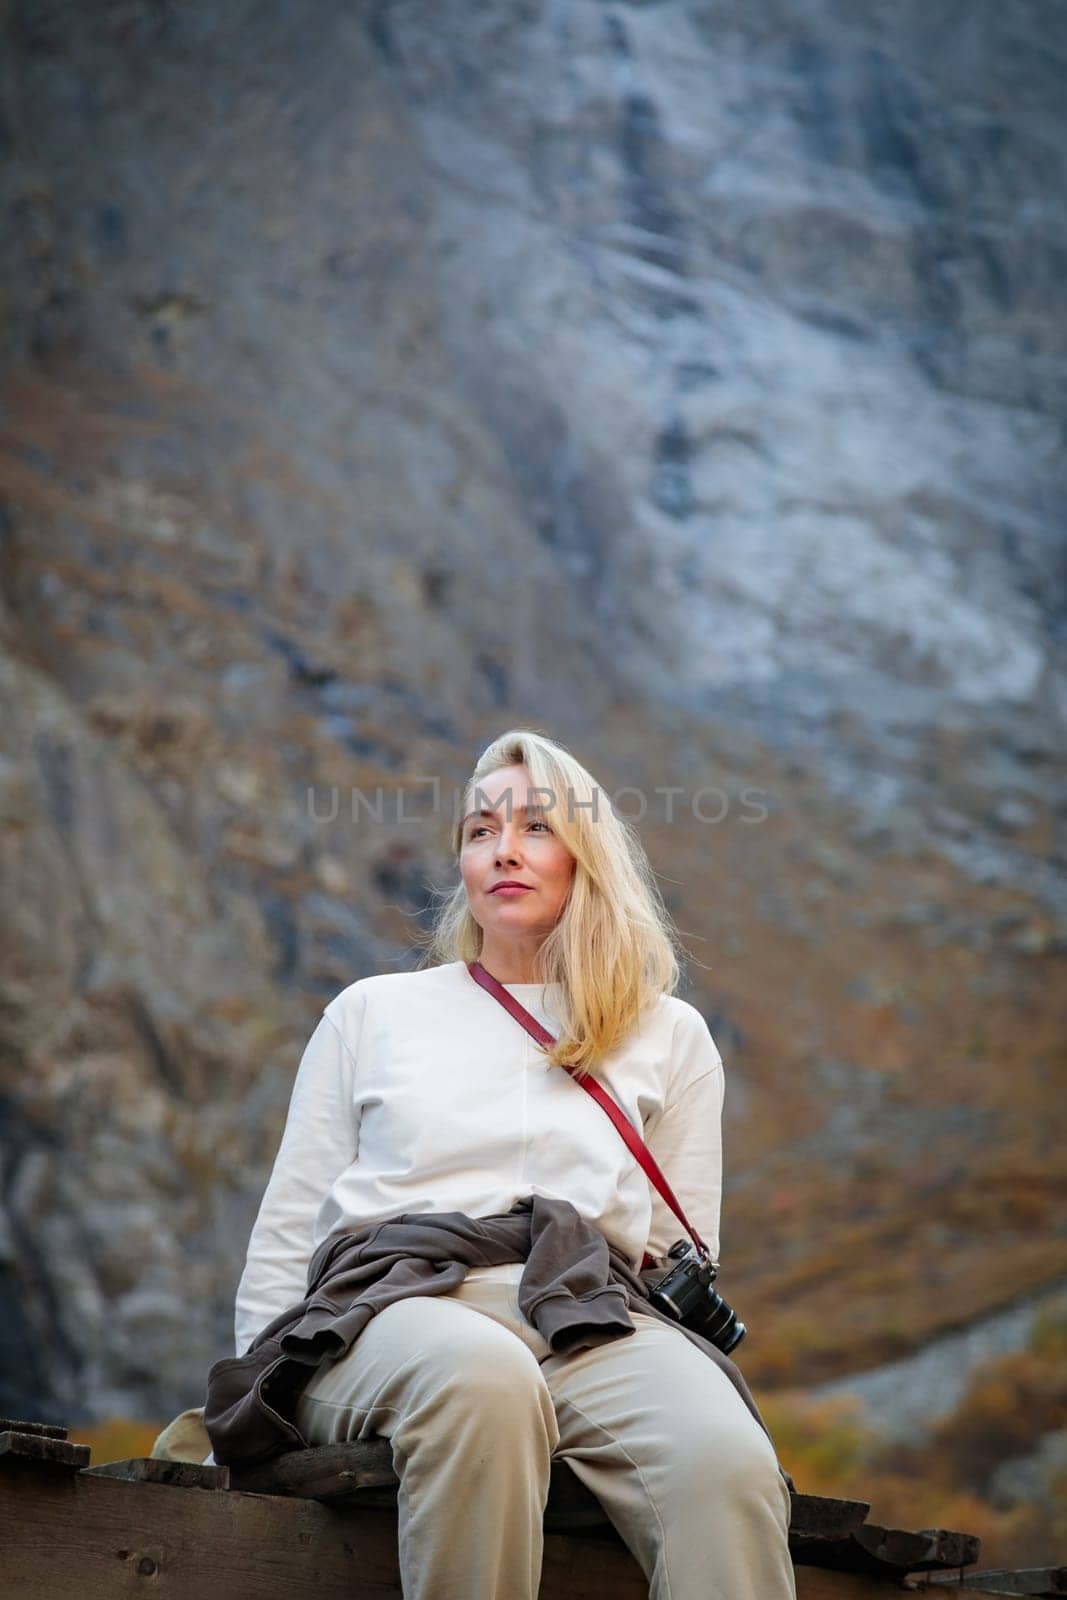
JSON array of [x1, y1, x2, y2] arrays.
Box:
[[230, 729, 797, 1600]]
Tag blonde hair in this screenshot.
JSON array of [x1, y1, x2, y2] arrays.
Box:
[[416, 728, 687, 1078]]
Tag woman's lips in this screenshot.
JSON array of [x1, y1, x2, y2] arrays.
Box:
[[491, 885, 532, 896]]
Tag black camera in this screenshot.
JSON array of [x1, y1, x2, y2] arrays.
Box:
[[647, 1239, 746, 1354]]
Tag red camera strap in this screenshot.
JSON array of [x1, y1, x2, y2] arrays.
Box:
[[467, 961, 711, 1268]]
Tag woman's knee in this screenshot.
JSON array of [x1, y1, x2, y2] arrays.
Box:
[[396, 1330, 560, 1464], [639, 1336, 786, 1502], [692, 1420, 788, 1516], [298, 1302, 560, 1452], [362, 1296, 555, 1420], [428, 1329, 554, 1421]]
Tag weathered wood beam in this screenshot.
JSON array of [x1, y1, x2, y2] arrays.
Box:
[[73, 1437, 983, 1582], [925, 1570, 1067, 1597], [0, 1451, 1038, 1600], [851, 1522, 982, 1574], [792, 1520, 982, 1582], [1, 1457, 644, 1600], [0, 1430, 90, 1471], [226, 1443, 873, 1542], [84, 1458, 231, 1491], [0, 1418, 69, 1439], [795, 1577, 1002, 1600], [229, 1439, 396, 1499], [788, 1492, 871, 1540], [229, 1443, 616, 1531], [205, 1444, 900, 1560]]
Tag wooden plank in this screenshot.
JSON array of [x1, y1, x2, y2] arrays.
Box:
[[924, 1571, 1067, 1597], [544, 1465, 621, 1535], [796, 1574, 1010, 1600], [228, 1443, 876, 1550], [1, 1457, 405, 1600], [539, 1531, 660, 1598], [793, 1520, 981, 1581], [230, 1442, 616, 1532], [84, 1458, 231, 1491], [0, 1431, 90, 1471], [797, 1575, 888, 1600], [231, 1455, 878, 1548], [0, 1458, 651, 1600], [229, 1440, 397, 1500], [230, 1444, 615, 1532], [852, 1522, 982, 1574], [5, 1416, 975, 1577], [788, 1493, 871, 1540], [1, 1454, 1015, 1600], [0, 1419, 69, 1440], [75, 1439, 976, 1577]]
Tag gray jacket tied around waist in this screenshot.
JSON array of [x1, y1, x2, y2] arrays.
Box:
[[204, 1193, 793, 1493]]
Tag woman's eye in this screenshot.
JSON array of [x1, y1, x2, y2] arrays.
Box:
[[468, 821, 551, 839]]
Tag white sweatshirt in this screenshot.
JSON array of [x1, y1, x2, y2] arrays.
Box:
[[233, 959, 725, 1358]]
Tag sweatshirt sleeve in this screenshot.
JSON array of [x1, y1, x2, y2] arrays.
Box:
[[233, 1005, 362, 1357], [642, 1006, 725, 1265]]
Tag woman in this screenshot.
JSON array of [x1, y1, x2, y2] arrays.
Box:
[[232, 728, 796, 1600]]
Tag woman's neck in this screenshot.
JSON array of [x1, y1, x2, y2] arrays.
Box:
[[474, 943, 546, 984]]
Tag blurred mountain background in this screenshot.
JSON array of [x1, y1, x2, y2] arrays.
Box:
[[1, 0, 1064, 1567]]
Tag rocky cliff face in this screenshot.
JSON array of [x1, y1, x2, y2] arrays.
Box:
[[0, 1, 1064, 1426]]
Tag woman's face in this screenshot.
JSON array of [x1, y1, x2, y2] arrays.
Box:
[[459, 764, 576, 955]]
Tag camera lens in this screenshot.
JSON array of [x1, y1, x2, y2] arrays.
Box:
[[702, 1290, 746, 1354]]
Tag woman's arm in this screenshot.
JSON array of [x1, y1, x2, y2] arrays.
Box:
[[642, 1007, 725, 1264], [233, 1003, 363, 1356]]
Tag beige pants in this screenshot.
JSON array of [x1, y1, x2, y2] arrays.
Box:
[[291, 1270, 797, 1600]]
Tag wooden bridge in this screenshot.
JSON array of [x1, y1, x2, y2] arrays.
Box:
[[3, 1417, 1064, 1598]]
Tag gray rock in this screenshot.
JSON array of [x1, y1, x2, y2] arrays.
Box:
[[0, 0, 1063, 1431]]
